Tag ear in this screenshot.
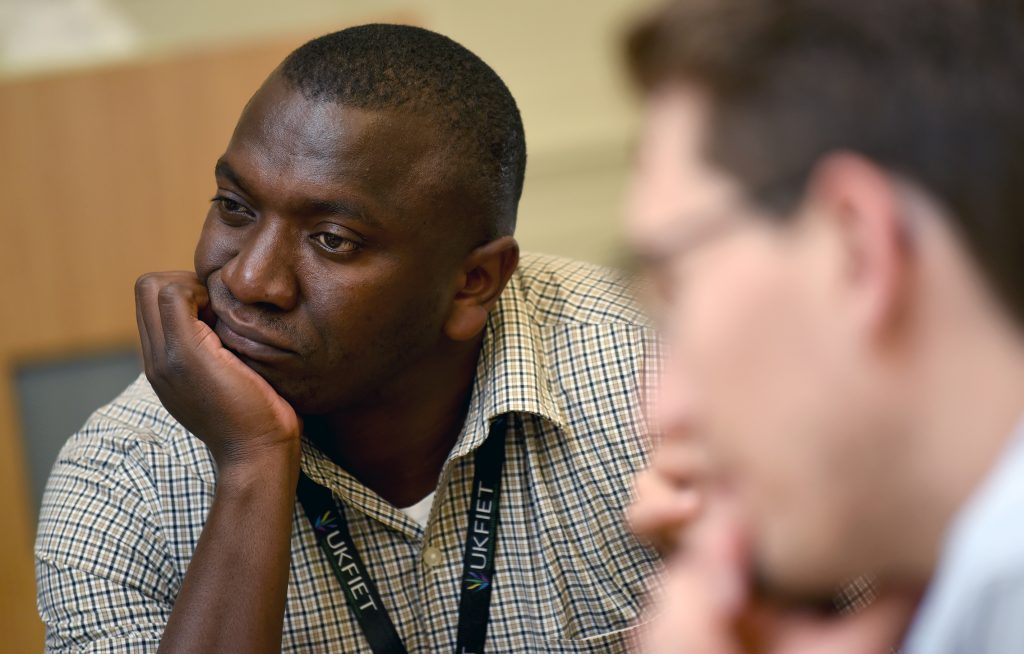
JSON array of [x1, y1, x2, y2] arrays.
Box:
[[444, 236, 520, 341], [805, 152, 913, 340]]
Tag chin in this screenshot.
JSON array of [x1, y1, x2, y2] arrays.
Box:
[[234, 358, 336, 415], [271, 379, 339, 416], [751, 530, 859, 608], [751, 558, 846, 610]]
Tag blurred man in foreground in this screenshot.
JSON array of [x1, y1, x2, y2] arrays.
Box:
[[624, 0, 1024, 652]]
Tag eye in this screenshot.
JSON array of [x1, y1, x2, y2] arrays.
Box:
[[312, 232, 359, 253], [211, 195, 254, 221]]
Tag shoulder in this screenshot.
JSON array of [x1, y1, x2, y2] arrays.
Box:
[[506, 255, 659, 445], [53, 373, 214, 484], [37, 374, 215, 567], [507, 252, 659, 394], [510, 253, 659, 385], [36, 375, 207, 597], [906, 454, 1024, 653], [512, 252, 651, 329], [907, 564, 1024, 654]]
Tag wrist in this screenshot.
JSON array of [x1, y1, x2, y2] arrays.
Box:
[[216, 441, 301, 493]]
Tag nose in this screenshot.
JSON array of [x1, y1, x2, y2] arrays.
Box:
[[219, 218, 299, 311]]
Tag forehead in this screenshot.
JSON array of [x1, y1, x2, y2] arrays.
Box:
[[223, 76, 444, 218], [626, 86, 745, 247]]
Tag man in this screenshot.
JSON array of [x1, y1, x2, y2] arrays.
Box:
[[624, 0, 1024, 652], [36, 24, 658, 653]]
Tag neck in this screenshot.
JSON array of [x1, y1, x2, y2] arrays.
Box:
[[894, 310, 1024, 582], [304, 336, 482, 507]]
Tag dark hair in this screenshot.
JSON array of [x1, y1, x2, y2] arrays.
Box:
[[281, 23, 526, 238], [627, 0, 1024, 325]]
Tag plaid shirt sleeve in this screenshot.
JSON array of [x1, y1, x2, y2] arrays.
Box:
[[35, 398, 188, 653]]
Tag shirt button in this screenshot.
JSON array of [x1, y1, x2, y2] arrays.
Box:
[[422, 546, 443, 568]]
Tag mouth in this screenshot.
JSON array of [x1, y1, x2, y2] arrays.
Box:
[[214, 314, 297, 364]]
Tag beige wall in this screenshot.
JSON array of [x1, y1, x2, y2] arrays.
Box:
[[0, 34, 316, 650], [0, 2, 655, 649], [3, 0, 655, 262]]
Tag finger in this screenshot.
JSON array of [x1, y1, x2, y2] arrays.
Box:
[[142, 272, 205, 363], [135, 273, 171, 372], [629, 471, 702, 545], [638, 557, 743, 654], [134, 280, 155, 376], [196, 283, 217, 329], [686, 493, 750, 615], [634, 464, 703, 512], [629, 510, 698, 556], [156, 279, 215, 364], [650, 441, 713, 485], [629, 444, 714, 553], [159, 272, 217, 332]]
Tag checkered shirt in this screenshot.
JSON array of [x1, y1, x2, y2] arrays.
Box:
[[36, 253, 662, 653]]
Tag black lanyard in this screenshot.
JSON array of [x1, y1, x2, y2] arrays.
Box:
[[297, 415, 508, 654]]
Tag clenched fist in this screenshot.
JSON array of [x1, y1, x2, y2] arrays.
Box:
[[134, 271, 301, 473]]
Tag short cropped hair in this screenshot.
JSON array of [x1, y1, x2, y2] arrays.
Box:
[[282, 24, 526, 238], [627, 0, 1024, 326]]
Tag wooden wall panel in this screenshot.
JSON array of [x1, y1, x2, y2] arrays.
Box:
[[0, 27, 373, 650]]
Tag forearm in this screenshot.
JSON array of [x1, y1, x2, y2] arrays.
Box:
[[158, 448, 299, 654]]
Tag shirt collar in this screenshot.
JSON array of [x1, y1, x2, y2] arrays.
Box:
[[298, 271, 568, 516], [449, 271, 568, 459], [300, 438, 416, 531]]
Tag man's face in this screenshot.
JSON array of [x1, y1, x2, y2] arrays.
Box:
[[627, 87, 900, 597], [194, 75, 467, 415]]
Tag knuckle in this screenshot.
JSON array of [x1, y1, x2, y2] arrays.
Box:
[[156, 281, 181, 303], [633, 471, 654, 494], [134, 273, 160, 298], [157, 280, 201, 308]]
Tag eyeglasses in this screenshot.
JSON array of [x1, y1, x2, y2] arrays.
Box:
[[623, 174, 812, 305], [627, 198, 750, 267], [619, 217, 749, 318]]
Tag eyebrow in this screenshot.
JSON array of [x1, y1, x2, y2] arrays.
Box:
[[298, 197, 381, 229], [214, 159, 381, 229], [214, 159, 253, 197]]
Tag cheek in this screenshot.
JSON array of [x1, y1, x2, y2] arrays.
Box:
[[668, 244, 827, 490], [309, 262, 448, 360], [660, 234, 879, 590], [670, 246, 795, 420], [677, 249, 863, 580], [193, 214, 233, 280]]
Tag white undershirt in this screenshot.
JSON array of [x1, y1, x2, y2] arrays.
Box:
[[399, 491, 435, 528]]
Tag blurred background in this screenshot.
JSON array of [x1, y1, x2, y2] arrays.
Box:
[[0, 0, 655, 649]]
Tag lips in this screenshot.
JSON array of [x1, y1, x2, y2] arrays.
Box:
[[214, 314, 297, 364]]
